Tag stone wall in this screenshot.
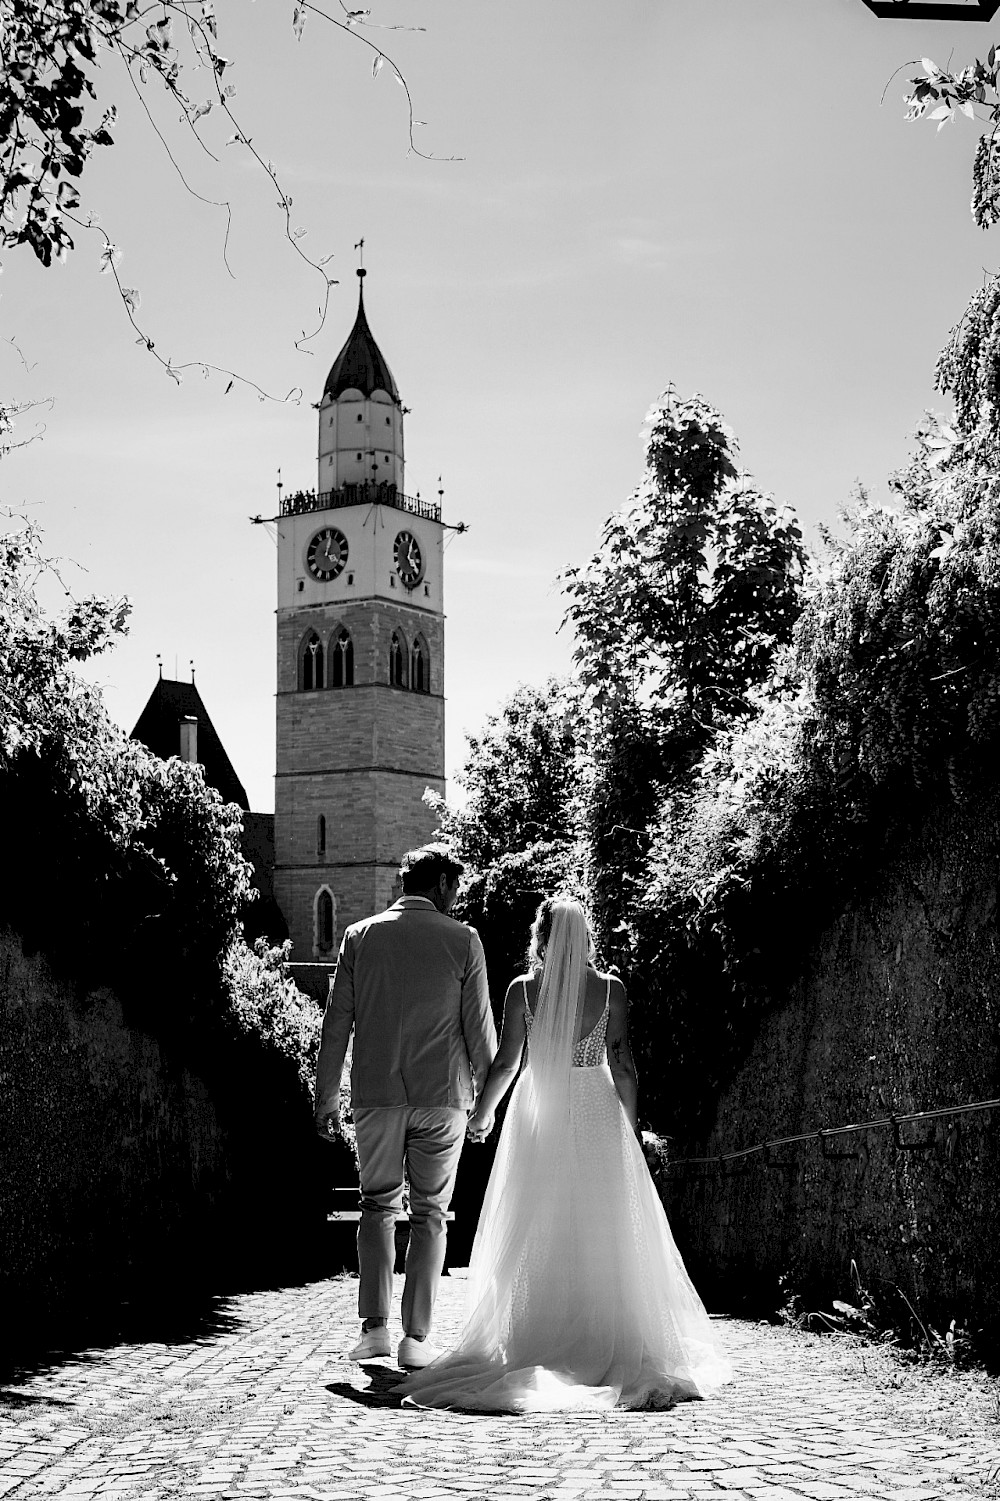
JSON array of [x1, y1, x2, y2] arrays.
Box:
[[0, 928, 342, 1338], [663, 798, 1000, 1338]]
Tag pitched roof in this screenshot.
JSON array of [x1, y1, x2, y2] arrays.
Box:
[[130, 677, 250, 811], [323, 270, 400, 403]]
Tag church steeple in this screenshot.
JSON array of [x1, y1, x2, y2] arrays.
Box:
[[273, 263, 446, 958], [317, 267, 404, 493], [323, 269, 400, 403]]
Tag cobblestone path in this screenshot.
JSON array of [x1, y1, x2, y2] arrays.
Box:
[[1, 1273, 997, 1501]]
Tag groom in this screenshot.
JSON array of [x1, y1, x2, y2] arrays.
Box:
[[314, 845, 497, 1369]]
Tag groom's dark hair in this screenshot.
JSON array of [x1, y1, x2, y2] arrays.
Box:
[[400, 845, 464, 893]]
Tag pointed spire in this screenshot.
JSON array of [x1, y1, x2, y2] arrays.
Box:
[[323, 265, 400, 403]]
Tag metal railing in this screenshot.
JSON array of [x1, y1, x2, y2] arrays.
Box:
[[280, 482, 441, 523], [665, 1096, 1000, 1171]]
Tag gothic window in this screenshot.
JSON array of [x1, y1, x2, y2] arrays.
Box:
[[356, 412, 363, 422], [389, 630, 407, 687], [410, 634, 430, 694], [299, 630, 323, 691], [317, 815, 326, 859], [329, 627, 354, 687], [315, 887, 335, 956]]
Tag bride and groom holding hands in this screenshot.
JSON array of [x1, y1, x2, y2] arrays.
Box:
[[313, 844, 730, 1411]]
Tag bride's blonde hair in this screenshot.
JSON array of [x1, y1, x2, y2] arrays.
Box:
[[527, 896, 595, 973]]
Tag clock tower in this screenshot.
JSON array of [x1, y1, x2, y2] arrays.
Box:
[[273, 269, 446, 958]]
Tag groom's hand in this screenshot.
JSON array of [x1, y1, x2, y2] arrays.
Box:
[[466, 1108, 494, 1143], [315, 1110, 341, 1143]]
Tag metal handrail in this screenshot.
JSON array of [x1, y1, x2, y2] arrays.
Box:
[[280, 483, 441, 523], [666, 1096, 1000, 1169]]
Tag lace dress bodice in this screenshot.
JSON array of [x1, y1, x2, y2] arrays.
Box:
[[523, 979, 610, 1068]]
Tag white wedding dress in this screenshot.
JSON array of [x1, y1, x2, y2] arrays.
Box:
[[398, 976, 732, 1412]]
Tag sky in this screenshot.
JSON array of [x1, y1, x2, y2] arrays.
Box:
[[4, 0, 999, 812]]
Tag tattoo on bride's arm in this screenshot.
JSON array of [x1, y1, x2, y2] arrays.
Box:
[[611, 1037, 623, 1066]]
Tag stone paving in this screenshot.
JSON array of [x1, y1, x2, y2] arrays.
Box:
[[1, 1272, 998, 1501]]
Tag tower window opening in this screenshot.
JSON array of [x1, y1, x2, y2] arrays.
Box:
[[315, 887, 335, 955], [389, 630, 407, 688], [385, 417, 390, 426], [356, 452, 362, 460], [330, 627, 354, 688], [317, 815, 326, 859], [410, 635, 429, 694], [299, 630, 324, 691], [356, 412, 363, 422]]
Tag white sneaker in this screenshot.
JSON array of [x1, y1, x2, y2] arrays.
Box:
[[397, 1335, 441, 1369], [348, 1326, 391, 1361]]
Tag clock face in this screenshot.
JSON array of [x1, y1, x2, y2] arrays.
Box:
[[306, 527, 349, 582], [394, 530, 423, 588]]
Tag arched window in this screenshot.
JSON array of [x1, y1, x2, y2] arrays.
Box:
[[330, 627, 354, 688], [299, 630, 323, 691], [410, 634, 429, 694], [315, 887, 336, 956], [317, 815, 326, 860], [389, 630, 407, 687]]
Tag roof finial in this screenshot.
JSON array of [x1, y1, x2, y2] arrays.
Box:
[[354, 237, 366, 295], [276, 466, 282, 500], [156, 653, 162, 680], [190, 659, 196, 684]]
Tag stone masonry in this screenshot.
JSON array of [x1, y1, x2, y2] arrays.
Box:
[[1, 1273, 998, 1501]]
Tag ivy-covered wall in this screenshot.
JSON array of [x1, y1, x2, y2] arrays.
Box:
[[663, 794, 1000, 1339]]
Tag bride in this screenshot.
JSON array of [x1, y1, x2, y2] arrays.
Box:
[[396, 896, 732, 1412]]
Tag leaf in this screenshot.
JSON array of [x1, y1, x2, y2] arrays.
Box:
[[292, 4, 307, 41], [960, 101, 976, 120], [372, 53, 384, 78], [98, 243, 122, 275], [923, 57, 941, 77]]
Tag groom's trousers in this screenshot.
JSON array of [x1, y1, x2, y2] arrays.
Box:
[[353, 1105, 467, 1338]]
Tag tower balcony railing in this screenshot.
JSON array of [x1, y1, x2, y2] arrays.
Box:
[[280, 481, 441, 523]]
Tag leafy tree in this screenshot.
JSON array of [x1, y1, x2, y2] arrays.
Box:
[[630, 436, 1000, 1136], [429, 679, 584, 992], [0, 0, 440, 396], [0, 518, 317, 1080], [901, 51, 1000, 461], [560, 386, 806, 964], [562, 386, 806, 738]]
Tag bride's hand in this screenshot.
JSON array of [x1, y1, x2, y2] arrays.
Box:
[[467, 1109, 494, 1143]]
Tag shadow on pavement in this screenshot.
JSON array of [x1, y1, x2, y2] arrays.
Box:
[[0, 1233, 347, 1388], [0, 1287, 248, 1388], [326, 1362, 405, 1408]]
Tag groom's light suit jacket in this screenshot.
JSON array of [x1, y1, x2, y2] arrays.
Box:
[[313, 896, 497, 1118]]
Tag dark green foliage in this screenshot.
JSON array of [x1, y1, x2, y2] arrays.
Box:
[[430, 680, 583, 997], [561, 387, 806, 992], [0, 520, 317, 1091], [561, 386, 806, 736], [632, 456, 1000, 1134]]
